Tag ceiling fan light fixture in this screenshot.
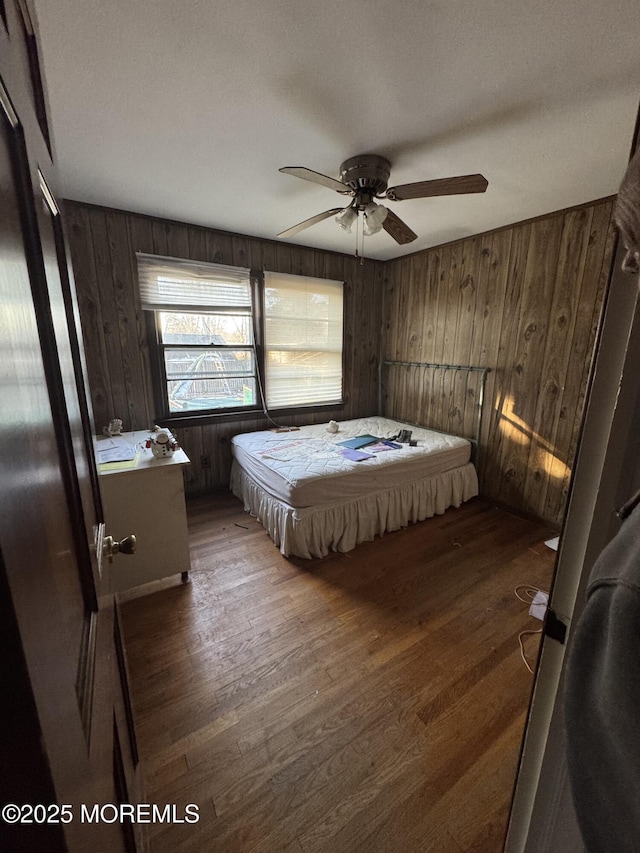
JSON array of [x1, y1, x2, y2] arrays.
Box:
[[278, 154, 485, 246], [362, 201, 388, 236], [335, 206, 358, 233]]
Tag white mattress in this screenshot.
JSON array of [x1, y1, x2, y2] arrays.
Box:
[[231, 416, 471, 508]]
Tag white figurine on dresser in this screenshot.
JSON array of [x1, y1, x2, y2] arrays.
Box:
[[97, 429, 191, 593]]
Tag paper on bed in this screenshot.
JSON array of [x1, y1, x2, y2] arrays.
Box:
[[339, 447, 374, 461], [367, 440, 402, 452]]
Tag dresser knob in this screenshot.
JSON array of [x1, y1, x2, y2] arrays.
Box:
[[103, 534, 137, 563]]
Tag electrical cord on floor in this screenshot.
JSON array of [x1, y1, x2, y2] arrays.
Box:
[[518, 628, 543, 674], [514, 584, 549, 674], [514, 584, 547, 604]]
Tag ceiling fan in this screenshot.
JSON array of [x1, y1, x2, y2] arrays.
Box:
[[277, 154, 488, 245]]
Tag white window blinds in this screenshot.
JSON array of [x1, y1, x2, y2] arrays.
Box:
[[264, 272, 344, 408], [137, 253, 251, 312]]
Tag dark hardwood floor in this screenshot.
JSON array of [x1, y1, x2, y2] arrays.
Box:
[[120, 493, 556, 852]]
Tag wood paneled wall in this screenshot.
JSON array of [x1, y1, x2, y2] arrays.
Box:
[[384, 199, 616, 526], [64, 202, 384, 495], [66, 197, 616, 524]]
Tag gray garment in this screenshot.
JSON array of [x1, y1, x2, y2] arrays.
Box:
[[565, 500, 640, 853]]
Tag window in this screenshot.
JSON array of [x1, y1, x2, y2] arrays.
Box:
[[264, 272, 344, 408], [138, 255, 344, 418], [138, 255, 257, 414]]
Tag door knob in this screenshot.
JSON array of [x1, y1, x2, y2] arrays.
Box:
[[103, 534, 137, 563]]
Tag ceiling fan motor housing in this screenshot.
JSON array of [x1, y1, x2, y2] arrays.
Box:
[[339, 154, 391, 196]]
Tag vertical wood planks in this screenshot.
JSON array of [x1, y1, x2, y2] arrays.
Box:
[[482, 223, 530, 501], [86, 207, 128, 426], [206, 230, 234, 266], [556, 200, 616, 520], [105, 211, 152, 429], [496, 217, 562, 510], [65, 203, 114, 428], [523, 207, 592, 517], [383, 200, 615, 526], [476, 229, 512, 482]]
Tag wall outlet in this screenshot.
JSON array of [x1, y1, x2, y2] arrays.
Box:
[[201, 455, 210, 469]]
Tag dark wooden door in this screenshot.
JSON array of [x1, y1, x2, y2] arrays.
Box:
[[0, 3, 143, 851]]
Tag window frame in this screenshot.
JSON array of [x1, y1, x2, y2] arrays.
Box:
[[153, 309, 259, 416], [144, 265, 347, 425]]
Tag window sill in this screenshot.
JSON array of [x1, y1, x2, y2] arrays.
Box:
[[157, 400, 347, 429]]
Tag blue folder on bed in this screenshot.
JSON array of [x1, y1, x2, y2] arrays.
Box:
[[336, 434, 379, 449]]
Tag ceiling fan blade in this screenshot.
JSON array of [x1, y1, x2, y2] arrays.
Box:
[[277, 208, 345, 239], [279, 166, 347, 193], [386, 173, 488, 201], [382, 209, 418, 245]]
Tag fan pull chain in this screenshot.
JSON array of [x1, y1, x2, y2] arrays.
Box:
[[354, 209, 365, 265]]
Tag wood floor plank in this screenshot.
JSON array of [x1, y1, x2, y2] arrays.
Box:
[[120, 493, 556, 852]]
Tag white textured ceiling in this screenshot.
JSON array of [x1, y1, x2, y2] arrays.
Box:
[[34, 0, 640, 261]]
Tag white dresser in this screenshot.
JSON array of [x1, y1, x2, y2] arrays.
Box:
[[97, 430, 191, 592]]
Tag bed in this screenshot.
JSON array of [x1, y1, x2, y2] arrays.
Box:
[[230, 415, 477, 558], [230, 359, 490, 558]]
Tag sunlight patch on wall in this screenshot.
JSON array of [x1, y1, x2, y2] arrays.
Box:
[[497, 394, 571, 482], [496, 394, 533, 446], [539, 447, 571, 482]]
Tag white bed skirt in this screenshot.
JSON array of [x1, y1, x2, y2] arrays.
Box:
[[230, 460, 479, 559]]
